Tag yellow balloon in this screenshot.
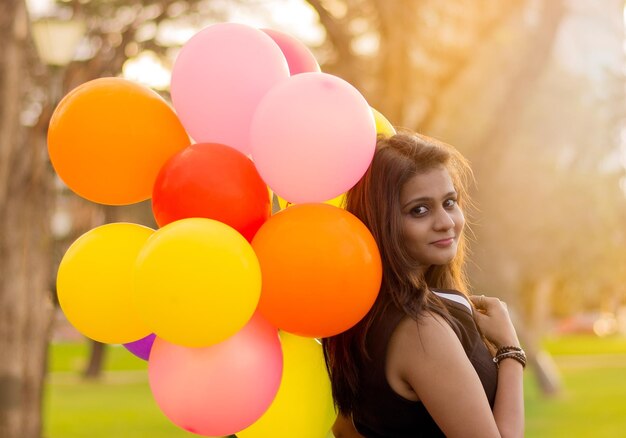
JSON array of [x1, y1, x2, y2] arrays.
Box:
[[371, 107, 396, 137], [237, 333, 336, 438], [275, 193, 345, 211], [324, 194, 345, 208], [56, 223, 154, 343], [134, 218, 261, 347]]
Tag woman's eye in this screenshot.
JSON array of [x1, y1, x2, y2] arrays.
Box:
[[411, 206, 428, 216], [444, 199, 457, 209]]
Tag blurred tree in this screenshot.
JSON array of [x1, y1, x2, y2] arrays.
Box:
[[422, 0, 625, 318], [0, 1, 55, 437], [306, 0, 524, 125], [417, 0, 625, 389]]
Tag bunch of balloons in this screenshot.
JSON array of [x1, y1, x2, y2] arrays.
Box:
[[49, 22, 396, 437]]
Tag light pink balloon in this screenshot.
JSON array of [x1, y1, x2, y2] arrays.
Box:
[[148, 314, 283, 436], [171, 23, 290, 154], [261, 29, 320, 75], [250, 72, 376, 204]]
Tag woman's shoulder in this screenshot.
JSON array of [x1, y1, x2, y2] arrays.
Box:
[[388, 310, 467, 385], [392, 310, 463, 355]]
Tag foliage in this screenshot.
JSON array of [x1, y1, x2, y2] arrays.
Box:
[[412, 0, 626, 321]]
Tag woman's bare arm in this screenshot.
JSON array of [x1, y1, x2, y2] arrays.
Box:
[[471, 295, 525, 437], [387, 312, 523, 438]]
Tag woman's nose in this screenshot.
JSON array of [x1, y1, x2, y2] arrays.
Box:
[[433, 209, 455, 231]]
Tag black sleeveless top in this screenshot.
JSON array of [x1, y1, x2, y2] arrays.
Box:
[[352, 289, 498, 437]]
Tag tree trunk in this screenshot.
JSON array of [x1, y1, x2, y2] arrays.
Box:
[[83, 341, 107, 379], [0, 1, 55, 437], [507, 278, 561, 395]]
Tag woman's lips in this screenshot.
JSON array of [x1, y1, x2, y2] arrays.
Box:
[[431, 237, 454, 247]]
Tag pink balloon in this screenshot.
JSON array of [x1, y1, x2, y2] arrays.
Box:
[[250, 72, 376, 204], [171, 23, 290, 154], [148, 314, 283, 436], [261, 29, 320, 75]]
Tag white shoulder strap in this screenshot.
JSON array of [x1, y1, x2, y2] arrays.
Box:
[[433, 291, 472, 313]]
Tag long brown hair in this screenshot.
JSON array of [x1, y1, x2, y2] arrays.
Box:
[[322, 132, 474, 415]]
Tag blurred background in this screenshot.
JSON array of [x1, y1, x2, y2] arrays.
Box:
[[1, 0, 625, 437]]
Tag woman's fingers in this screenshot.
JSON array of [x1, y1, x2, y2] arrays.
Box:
[[470, 295, 505, 312], [469, 294, 487, 309]]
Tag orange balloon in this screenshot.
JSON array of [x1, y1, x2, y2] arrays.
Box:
[[48, 78, 190, 205], [251, 203, 382, 338]]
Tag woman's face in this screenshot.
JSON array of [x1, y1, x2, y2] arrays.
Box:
[[399, 166, 465, 268]]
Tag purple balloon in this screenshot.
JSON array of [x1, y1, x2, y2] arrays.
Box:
[[123, 333, 156, 361]]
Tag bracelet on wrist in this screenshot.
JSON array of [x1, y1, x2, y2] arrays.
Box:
[[496, 345, 523, 356], [493, 350, 527, 369]]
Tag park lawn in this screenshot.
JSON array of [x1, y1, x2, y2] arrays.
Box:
[[525, 362, 626, 437], [45, 343, 200, 438], [523, 335, 626, 437], [541, 334, 626, 355], [44, 336, 626, 438], [44, 374, 197, 438], [48, 342, 149, 373]]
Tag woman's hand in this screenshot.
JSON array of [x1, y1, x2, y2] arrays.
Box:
[[470, 295, 520, 348]]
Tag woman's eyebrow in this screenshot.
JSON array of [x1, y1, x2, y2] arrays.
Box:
[[402, 191, 457, 209], [402, 196, 432, 209]]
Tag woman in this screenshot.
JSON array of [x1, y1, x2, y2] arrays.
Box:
[[323, 132, 524, 437]]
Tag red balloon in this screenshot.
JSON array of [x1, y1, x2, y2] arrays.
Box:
[[152, 143, 270, 241]]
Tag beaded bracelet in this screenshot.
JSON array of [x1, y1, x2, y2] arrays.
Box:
[[496, 345, 523, 356], [493, 350, 527, 369]]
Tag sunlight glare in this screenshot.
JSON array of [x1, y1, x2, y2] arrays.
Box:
[[122, 51, 171, 91], [157, 19, 198, 46], [26, 0, 54, 17], [264, 0, 325, 46], [593, 313, 617, 337]]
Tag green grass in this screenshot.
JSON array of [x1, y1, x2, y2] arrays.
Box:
[[524, 365, 626, 437], [44, 343, 201, 438], [45, 375, 197, 438], [45, 336, 626, 437], [524, 335, 626, 437], [48, 343, 149, 373], [541, 334, 626, 355]]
